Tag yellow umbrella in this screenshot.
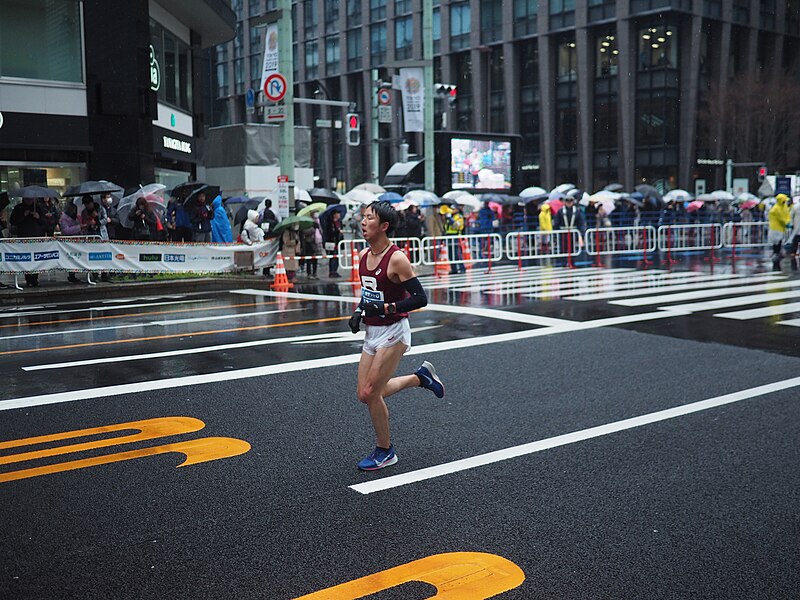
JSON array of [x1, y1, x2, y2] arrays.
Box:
[[297, 202, 327, 217]]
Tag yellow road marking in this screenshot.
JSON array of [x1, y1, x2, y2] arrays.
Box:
[[295, 552, 525, 599], [0, 315, 348, 356], [0, 416, 204, 465], [0, 417, 250, 483]]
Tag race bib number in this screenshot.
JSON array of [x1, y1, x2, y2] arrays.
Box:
[[360, 275, 384, 304]]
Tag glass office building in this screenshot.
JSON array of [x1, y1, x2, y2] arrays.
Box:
[[213, 0, 800, 192]]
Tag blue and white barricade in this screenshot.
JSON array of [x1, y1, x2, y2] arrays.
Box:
[[505, 230, 582, 261], [421, 233, 502, 266]]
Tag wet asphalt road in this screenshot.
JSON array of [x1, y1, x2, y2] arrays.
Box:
[[1, 254, 799, 599]]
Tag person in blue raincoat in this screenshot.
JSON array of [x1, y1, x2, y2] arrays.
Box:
[[210, 195, 233, 243]]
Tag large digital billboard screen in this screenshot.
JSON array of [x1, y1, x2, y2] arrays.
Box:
[[449, 137, 513, 190]]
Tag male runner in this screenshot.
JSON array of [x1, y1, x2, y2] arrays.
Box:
[[349, 201, 445, 471]]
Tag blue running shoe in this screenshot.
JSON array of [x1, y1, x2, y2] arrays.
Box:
[[357, 445, 398, 471], [415, 360, 445, 398]]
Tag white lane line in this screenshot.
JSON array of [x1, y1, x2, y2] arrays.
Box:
[[567, 273, 782, 302], [778, 319, 800, 327], [425, 267, 624, 291], [20, 326, 439, 371], [513, 271, 717, 298], [656, 289, 800, 314], [3, 309, 681, 411], [455, 268, 641, 293], [231, 289, 575, 327], [0, 308, 302, 341], [612, 278, 800, 307], [714, 301, 800, 321], [0, 298, 209, 320], [349, 375, 800, 495]]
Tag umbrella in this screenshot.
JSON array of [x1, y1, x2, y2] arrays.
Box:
[[635, 184, 663, 201], [552, 183, 575, 194], [271, 215, 315, 236], [393, 200, 414, 211], [595, 198, 616, 215], [183, 184, 221, 207], [378, 192, 404, 203], [622, 193, 644, 208], [233, 201, 262, 227], [343, 189, 378, 206], [9, 185, 61, 199], [308, 187, 340, 205], [297, 202, 327, 217], [566, 188, 590, 206], [63, 180, 123, 197], [519, 186, 549, 200], [117, 184, 169, 224], [451, 192, 481, 212], [734, 192, 758, 205], [686, 200, 704, 213], [603, 183, 624, 192], [663, 189, 692, 203], [225, 196, 259, 205], [170, 181, 207, 200], [696, 193, 716, 202], [442, 190, 469, 200], [352, 182, 385, 194], [321, 203, 347, 220], [590, 190, 621, 203], [548, 189, 565, 201], [544, 198, 564, 213], [710, 190, 735, 202], [404, 190, 441, 207], [294, 188, 312, 203], [739, 199, 758, 210]]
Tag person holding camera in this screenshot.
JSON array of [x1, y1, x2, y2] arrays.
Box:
[[10, 196, 47, 287], [127, 197, 157, 241]]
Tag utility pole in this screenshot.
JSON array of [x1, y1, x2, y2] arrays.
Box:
[[422, 0, 434, 191], [277, 0, 294, 210]]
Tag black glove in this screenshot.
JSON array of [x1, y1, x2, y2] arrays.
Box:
[[362, 302, 384, 317], [348, 308, 363, 334]]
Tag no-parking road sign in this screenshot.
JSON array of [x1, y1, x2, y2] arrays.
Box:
[[264, 73, 287, 103]]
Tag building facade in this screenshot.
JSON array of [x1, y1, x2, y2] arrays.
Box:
[[0, 0, 235, 195], [213, 0, 800, 193]]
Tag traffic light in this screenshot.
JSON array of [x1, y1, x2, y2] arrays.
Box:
[[758, 165, 767, 181], [346, 113, 360, 146], [435, 83, 457, 105]]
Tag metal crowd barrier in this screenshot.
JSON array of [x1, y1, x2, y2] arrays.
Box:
[[505, 230, 582, 261], [584, 226, 657, 257], [337, 237, 423, 268], [421, 234, 503, 267], [721, 221, 770, 248]]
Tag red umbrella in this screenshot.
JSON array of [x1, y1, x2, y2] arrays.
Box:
[[545, 198, 564, 214], [686, 200, 704, 213], [740, 199, 758, 210]]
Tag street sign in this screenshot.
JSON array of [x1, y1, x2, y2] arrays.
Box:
[[378, 105, 392, 124], [265, 104, 286, 122], [264, 73, 287, 102], [377, 89, 391, 106], [315, 119, 332, 128], [245, 88, 255, 108], [276, 175, 290, 220], [695, 179, 706, 196]]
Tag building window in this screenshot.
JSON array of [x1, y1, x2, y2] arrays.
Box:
[[216, 63, 228, 98], [395, 0, 412, 15], [760, 0, 777, 30], [480, 0, 502, 44], [232, 0, 244, 20], [371, 0, 387, 21], [433, 7, 441, 53], [347, 29, 362, 71], [596, 34, 619, 77], [249, 0, 262, 16], [452, 52, 472, 131], [0, 0, 83, 83], [519, 41, 540, 166], [788, 0, 800, 35], [370, 23, 387, 66], [250, 25, 262, 55], [347, 0, 362, 27], [488, 48, 504, 131], [305, 40, 319, 79], [514, 0, 538, 37], [233, 57, 245, 95], [152, 21, 193, 111], [732, 0, 749, 25], [324, 0, 340, 33], [234, 22, 244, 58], [250, 54, 261, 91], [636, 89, 679, 146], [631, 0, 692, 13], [550, 0, 575, 30], [395, 16, 413, 61], [450, 2, 471, 51], [325, 36, 340, 75], [703, 0, 721, 19], [558, 40, 577, 82], [588, 0, 615, 22], [638, 25, 677, 70], [304, 0, 317, 37]]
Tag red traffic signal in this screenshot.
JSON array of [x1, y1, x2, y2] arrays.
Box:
[[345, 113, 360, 146], [758, 166, 767, 181]]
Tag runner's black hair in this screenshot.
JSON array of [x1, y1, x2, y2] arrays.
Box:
[[367, 200, 398, 235]]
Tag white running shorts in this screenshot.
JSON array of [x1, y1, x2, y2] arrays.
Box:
[[362, 319, 411, 356]]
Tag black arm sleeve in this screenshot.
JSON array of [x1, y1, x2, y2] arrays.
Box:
[[395, 277, 427, 313]]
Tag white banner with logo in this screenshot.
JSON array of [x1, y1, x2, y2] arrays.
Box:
[[399, 67, 424, 133], [0, 239, 278, 274], [260, 22, 280, 93]]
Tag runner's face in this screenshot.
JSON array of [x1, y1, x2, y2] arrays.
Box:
[[361, 207, 386, 242]]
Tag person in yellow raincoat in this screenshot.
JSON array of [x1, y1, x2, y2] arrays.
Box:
[[768, 193, 791, 271], [538, 202, 553, 253]]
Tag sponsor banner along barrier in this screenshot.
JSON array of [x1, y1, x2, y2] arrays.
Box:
[[0, 238, 277, 274]]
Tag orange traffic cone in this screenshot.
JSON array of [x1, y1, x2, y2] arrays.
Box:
[[459, 237, 473, 270], [349, 244, 361, 286], [435, 242, 450, 278], [271, 251, 294, 290]]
